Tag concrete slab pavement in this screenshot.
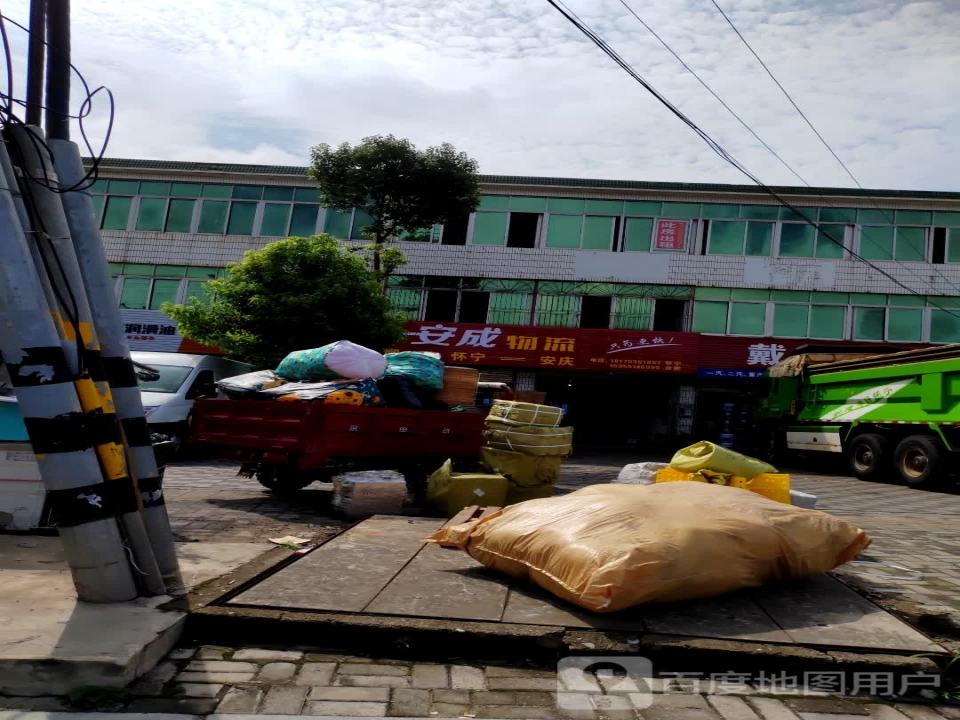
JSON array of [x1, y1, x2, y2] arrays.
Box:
[[0, 535, 269, 696]]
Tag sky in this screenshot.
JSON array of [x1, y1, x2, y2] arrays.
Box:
[[3, 0, 959, 190]]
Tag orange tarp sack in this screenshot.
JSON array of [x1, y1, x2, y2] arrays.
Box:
[[425, 483, 870, 613]]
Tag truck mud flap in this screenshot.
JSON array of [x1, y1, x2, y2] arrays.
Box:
[[786, 425, 843, 453]]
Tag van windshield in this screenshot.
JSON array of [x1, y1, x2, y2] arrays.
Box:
[[137, 364, 193, 394]]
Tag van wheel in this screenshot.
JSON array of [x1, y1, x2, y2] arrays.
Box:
[[893, 435, 943, 488], [846, 433, 888, 481], [256, 466, 314, 493]]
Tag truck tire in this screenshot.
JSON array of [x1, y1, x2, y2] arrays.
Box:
[[893, 435, 943, 488], [256, 465, 314, 494], [846, 433, 888, 481]]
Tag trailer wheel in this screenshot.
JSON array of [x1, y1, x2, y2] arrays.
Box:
[[256, 465, 314, 494], [846, 433, 888, 481], [894, 435, 944, 488]]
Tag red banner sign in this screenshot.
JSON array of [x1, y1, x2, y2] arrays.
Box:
[[395, 322, 699, 373], [654, 219, 688, 251]]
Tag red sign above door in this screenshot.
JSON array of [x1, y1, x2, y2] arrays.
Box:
[[394, 322, 699, 374]]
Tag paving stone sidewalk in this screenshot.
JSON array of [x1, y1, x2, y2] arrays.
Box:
[[4, 646, 956, 718]]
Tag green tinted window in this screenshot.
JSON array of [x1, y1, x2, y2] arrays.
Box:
[[387, 288, 423, 320], [232, 185, 262, 200], [779, 223, 815, 257], [820, 207, 857, 223], [107, 262, 123, 275], [488, 292, 531, 323], [139, 181, 170, 196], [949, 229, 960, 263], [613, 297, 653, 329], [472, 212, 508, 245], [511, 196, 547, 213], [185, 280, 211, 304], [809, 306, 845, 339], [149, 278, 180, 310], [198, 200, 228, 233], [850, 293, 886, 305], [546, 215, 582, 248], [745, 222, 773, 256], [816, 225, 846, 258], [89, 179, 109, 194], [260, 203, 291, 237], [888, 308, 922, 341], [731, 289, 769, 301], [814, 292, 848, 303], [934, 211, 960, 226], [123, 263, 153, 275], [119, 278, 150, 309], [584, 199, 622, 215], [350, 209, 373, 240], [154, 265, 186, 277], [773, 303, 808, 337], [201, 184, 232, 198], [623, 218, 652, 251], [701, 204, 739, 219], [582, 216, 614, 250], [860, 226, 894, 260], [623, 201, 660, 216], [780, 206, 818, 222], [187, 266, 218, 279], [858, 209, 893, 224], [661, 202, 700, 219], [547, 198, 584, 214], [729, 302, 766, 335], [294, 187, 321, 203], [101, 196, 132, 230], [263, 186, 294, 201], [853, 307, 885, 340], [290, 204, 319, 236], [889, 294, 924, 307], [692, 301, 728, 334], [135, 197, 166, 231], [931, 309, 960, 343], [108, 180, 139, 194], [170, 182, 202, 198], [771, 290, 808, 301], [895, 227, 926, 261], [696, 287, 730, 300], [739, 205, 779, 220], [165, 199, 194, 232], [227, 202, 257, 235], [896, 210, 931, 225], [91, 194, 105, 223], [708, 221, 745, 255], [323, 208, 352, 237], [478, 196, 509, 211]]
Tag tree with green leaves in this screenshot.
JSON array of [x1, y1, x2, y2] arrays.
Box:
[[165, 235, 404, 368], [309, 135, 480, 281]]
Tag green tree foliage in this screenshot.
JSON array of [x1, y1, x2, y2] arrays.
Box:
[[165, 235, 404, 367], [309, 135, 480, 280]]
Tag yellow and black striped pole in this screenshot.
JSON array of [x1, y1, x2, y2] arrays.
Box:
[[0, 137, 137, 602]]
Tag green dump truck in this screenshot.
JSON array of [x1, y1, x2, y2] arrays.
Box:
[[761, 344, 960, 487]]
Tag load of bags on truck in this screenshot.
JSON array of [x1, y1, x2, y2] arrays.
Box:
[[426, 399, 573, 516], [614, 440, 817, 508], [426, 482, 869, 612], [215, 340, 479, 410]]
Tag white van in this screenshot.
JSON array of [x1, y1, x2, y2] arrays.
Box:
[[132, 351, 254, 445]]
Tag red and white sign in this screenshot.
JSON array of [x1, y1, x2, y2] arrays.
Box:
[[394, 322, 699, 374], [654, 219, 688, 251]]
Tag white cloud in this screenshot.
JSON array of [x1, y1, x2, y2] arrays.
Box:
[[3, 0, 958, 190]]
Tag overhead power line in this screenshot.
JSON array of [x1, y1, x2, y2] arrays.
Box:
[[543, 0, 960, 319]]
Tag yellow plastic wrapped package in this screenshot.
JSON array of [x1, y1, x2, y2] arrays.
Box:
[[670, 440, 775, 478], [426, 460, 508, 518], [426, 483, 869, 613]]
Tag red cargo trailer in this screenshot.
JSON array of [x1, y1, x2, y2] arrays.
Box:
[[191, 399, 486, 494]]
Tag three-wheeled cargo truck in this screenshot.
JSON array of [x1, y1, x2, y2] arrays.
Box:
[[760, 344, 960, 487]]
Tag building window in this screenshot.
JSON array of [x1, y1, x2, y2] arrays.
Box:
[[290, 205, 320, 236], [441, 213, 470, 245], [931, 309, 960, 343], [536, 294, 578, 327], [809, 305, 846, 339], [226, 201, 257, 235], [581, 216, 618, 250], [745, 222, 773, 256], [101, 196, 133, 230], [613, 297, 653, 329], [692, 301, 728, 334], [580, 295, 612, 328], [895, 227, 927, 261], [197, 200, 229, 233], [815, 225, 847, 259], [779, 223, 816, 257], [772, 303, 808, 337], [165, 199, 195, 233], [506, 212, 540, 248], [423, 289, 458, 322], [148, 279, 181, 310], [887, 307, 923, 342], [135, 197, 166, 231], [622, 218, 654, 252], [472, 212, 508, 245], [119, 277, 150, 309], [488, 292, 532, 324], [260, 203, 292, 237], [652, 298, 686, 331], [707, 220, 746, 255], [853, 306, 885, 341], [729, 302, 765, 335], [545, 214, 582, 248]]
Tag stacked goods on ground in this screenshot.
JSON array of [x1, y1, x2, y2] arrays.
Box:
[[427, 400, 574, 516], [216, 341, 480, 411], [614, 440, 816, 508], [427, 483, 869, 611]]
